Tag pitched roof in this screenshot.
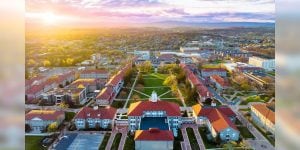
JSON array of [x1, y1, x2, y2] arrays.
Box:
[[74, 106, 117, 119], [128, 101, 181, 116], [181, 64, 212, 97], [210, 75, 229, 87], [81, 69, 108, 74], [96, 87, 113, 100], [192, 104, 237, 132], [134, 129, 174, 141], [69, 79, 98, 87], [252, 103, 275, 124], [25, 110, 64, 121], [26, 75, 46, 86]]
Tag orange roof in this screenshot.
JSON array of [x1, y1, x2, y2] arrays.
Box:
[[192, 104, 237, 132], [128, 101, 181, 116], [134, 129, 174, 141], [252, 104, 275, 124]]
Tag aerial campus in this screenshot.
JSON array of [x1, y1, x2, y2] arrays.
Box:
[[25, 1, 275, 150]]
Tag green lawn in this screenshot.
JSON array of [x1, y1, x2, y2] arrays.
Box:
[[237, 126, 255, 139], [240, 95, 268, 105], [111, 133, 122, 150], [123, 134, 135, 150], [202, 64, 223, 69], [65, 112, 76, 122], [25, 136, 46, 150], [186, 128, 200, 150], [99, 133, 111, 150]]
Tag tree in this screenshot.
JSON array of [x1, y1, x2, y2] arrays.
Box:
[[47, 122, 58, 132], [59, 102, 69, 109], [132, 94, 140, 101], [43, 60, 51, 67], [25, 124, 31, 132], [175, 58, 180, 64], [241, 83, 251, 91], [163, 75, 177, 87], [138, 61, 152, 73]]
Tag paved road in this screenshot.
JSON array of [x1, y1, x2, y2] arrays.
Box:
[[177, 89, 187, 107], [181, 126, 192, 150], [117, 127, 128, 150]]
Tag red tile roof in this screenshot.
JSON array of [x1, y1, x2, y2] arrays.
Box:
[[74, 106, 117, 119], [96, 87, 113, 100], [252, 104, 275, 124], [210, 75, 229, 87], [25, 110, 64, 121], [81, 69, 108, 74], [181, 64, 212, 98], [128, 101, 181, 116], [192, 104, 237, 132], [134, 129, 174, 141]]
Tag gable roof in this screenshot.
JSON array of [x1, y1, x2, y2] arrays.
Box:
[[252, 103, 275, 124], [74, 106, 117, 119], [96, 86, 114, 100], [128, 101, 181, 116], [25, 110, 64, 121], [210, 75, 229, 87], [134, 129, 174, 141], [81, 69, 108, 74], [192, 104, 237, 132]]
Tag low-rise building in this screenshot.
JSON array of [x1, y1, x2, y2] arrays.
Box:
[[158, 54, 176, 65], [201, 68, 227, 78], [210, 75, 229, 91], [181, 64, 212, 102], [74, 106, 117, 130], [95, 87, 114, 105], [25, 110, 65, 133], [214, 49, 252, 58], [192, 104, 239, 142], [128, 91, 181, 136], [180, 47, 200, 53], [68, 78, 104, 93], [236, 66, 265, 76], [134, 128, 174, 150], [250, 103, 275, 134], [80, 69, 109, 79], [248, 56, 275, 71], [42, 87, 87, 105]]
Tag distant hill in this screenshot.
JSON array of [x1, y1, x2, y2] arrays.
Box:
[[150, 21, 275, 28]]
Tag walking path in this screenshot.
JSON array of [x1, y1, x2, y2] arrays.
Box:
[[123, 71, 140, 109], [118, 127, 128, 150], [158, 90, 171, 98], [177, 89, 187, 107], [105, 129, 117, 150], [132, 89, 151, 98], [181, 126, 191, 150], [181, 124, 206, 150]]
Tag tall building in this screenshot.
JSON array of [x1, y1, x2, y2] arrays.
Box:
[[248, 56, 275, 71]]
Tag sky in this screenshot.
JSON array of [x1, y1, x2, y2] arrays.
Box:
[[25, 0, 275, 27]]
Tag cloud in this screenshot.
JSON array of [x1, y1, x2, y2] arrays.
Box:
[[25, 0, 275, 26]]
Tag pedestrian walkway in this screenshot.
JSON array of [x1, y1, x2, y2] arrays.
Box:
[[117, 127, 128, 150], [181, 124, 206, 150]]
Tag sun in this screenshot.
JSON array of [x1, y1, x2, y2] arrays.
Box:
[[42, 12, 57, 25]]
